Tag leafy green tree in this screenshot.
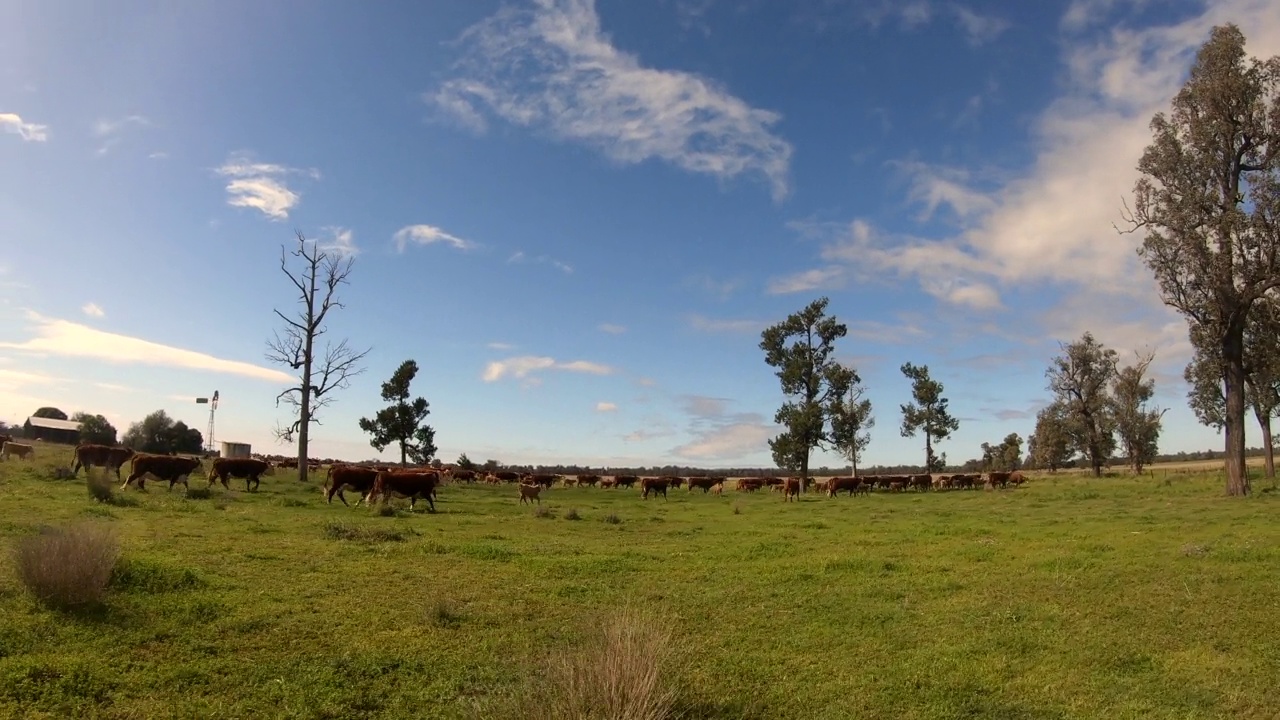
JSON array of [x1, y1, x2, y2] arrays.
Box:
[[482, 458, 501, 472], [1046, 333, 1118, 477], [759, 297, 849, 491], [829, 367, 873, 476], [899, 363, 960, 473], [358, 359, 437, 466], [981, 433, 1023, 472], [1126, 25, 1280, 495], [32, 407, 67, 421], [121, 410, 203, 454], [73, 412, 117, 445], [456, 453, 475, 470], [1028, 403, 1074, 472], [1111, 352, 1166, 474]]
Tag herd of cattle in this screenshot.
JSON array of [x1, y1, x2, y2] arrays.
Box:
[[0, 438, 1030, 510]]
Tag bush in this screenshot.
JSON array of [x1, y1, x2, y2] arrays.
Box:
[[732, 502, 743, 515], [565, 508, 582, 521], [477, 609, 678, 720], [13, 524, 120, 610], [603, 512, 622, 525], [533, 505, 554, 519], [185, 486, 213, 500], [86, 476, 114, 504]]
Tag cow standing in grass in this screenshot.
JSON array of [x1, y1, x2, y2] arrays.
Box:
[[641, 477, 669, 500], [71, 444, 135, 480], [367, 470, 439, 512], [519, 483, 542, 505], [783, 478, 800, 501], [124, 454, 202, 490], [209, 457, 275, 492], [1, 442, 34, 461], [324, 465, 380, 506]]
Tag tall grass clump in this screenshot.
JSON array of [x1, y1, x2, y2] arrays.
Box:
[[479, 608, 679, 720], [13, 524, 120, 610], [86, 474, 115, 503]]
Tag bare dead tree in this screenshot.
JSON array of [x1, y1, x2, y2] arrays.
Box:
[[266, 231, 370, 482]]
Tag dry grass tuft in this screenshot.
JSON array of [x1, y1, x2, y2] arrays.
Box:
[[13, 523, 120, 610], [479, 608, 679, 720], [533, 505, 555, 519], [732, 501, 743, 515], [603, 512, 622, 525], [565, 508, 582, 521]]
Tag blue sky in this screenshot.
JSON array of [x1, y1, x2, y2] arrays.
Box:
[[3, 0, 1278, 469]]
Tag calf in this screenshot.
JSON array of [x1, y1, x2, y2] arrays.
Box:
[[368, 470, 440, 512], [72, 444, 136, 479], [209, 457, 274, 491], [125, 454, 202, 490], [324, 465, 381, 506], [641, 477, 669, 500], [1, 441, 34, 461], [519, 482, 542, 505]]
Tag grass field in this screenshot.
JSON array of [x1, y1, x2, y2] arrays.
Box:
[[2, 443, 1280, 719]]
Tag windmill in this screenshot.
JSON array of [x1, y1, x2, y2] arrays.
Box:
[[195, 391, 219, 453]]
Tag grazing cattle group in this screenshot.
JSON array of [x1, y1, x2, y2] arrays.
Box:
[[27, 439, 1033, 516]]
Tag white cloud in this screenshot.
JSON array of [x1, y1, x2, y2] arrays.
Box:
[[488, 341, 516, 350], [81, 302, 105, 318], [598, 323, 626, 335], [765, 266, 847, 295], [671, 421, 774, 460], [508, 250, 573, 274], [482, 355, 615, 382], [0, 113, 48, 142], [393, 224, 476, 252], [92, 115, 150, 155], [596, 401, 618, 412], [317, 227, 359, 256], [214, 153, 317, 221], [0, 311, 294, 383], [148, 151, 169, 160], [0, 367, 62, 389], [949, 4, 1011, 45], [687, 314, 766, 334], [431, 0, 793, 200]]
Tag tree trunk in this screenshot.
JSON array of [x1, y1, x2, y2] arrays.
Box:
[[924, 432, 932, 474], [1255, 407, 1275, 480], [799, 455, 809, 495], [400, 442, 407, 467], [1223, 320, 1250, 495]]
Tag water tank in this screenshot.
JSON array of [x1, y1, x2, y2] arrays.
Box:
[[220, 441, 252, 458]]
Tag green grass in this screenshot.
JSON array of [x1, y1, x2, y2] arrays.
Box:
[[2, 443, 1280, 718]]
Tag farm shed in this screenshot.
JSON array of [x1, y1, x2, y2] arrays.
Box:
[[23, 416, 82, 444]]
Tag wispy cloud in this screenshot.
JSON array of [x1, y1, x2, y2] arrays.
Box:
[[508, 251, 573, 274], [431, 0, 793, 200], [393, 224, 476, 252], [0, 113, 48, 142], [855, 1, 1008, 44], [671, 395, 775, 460], [81, 302, 105, 318], [684, 273, 741, 300], [0, 311, 294, 383], [317, 227, 359, 256], [687, 314, 766, 334], [765, 266, 847, 295], [92, 115, 150, 155], [596, 401, 618, 412], [214, 153, 318, 221], [481, 355, 615, 383], [487, 341, 516, 351], [148, 151, 169, 160], [949, 4, 1011, 45], [598, 323, 626, 335], [0, 367, 63, 389]]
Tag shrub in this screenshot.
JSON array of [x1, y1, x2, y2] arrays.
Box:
[[533, 505, 554, 519], [478, 608, 679, 720], [185, 486, 213, 500], [13, 524, 120, 610], [375, 503, 398, 517], [603, 512, 622, 525], [732, 502, 743, 515], [86, 475, 114, 504], [565, 508, 582, 521]]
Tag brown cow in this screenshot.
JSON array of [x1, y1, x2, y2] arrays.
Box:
[[686, 477, 721, 493], [518, 482, 542, 505], [1, 441, 34, 461], [71, 444, 136, 479], [909, 474, 932, 491], [524, 473, 560, 489], [599, 478, 617, 489], [826, 477, 862, 497], [124, 454, 202, 490], [448, 469, 479, 484], [641, 477, 669, 500], [737, 478, 763, 492], [368, 470, 440, 512], [783, 478, 800, 501], [613, 475, 639, 488], [208, 457, 275, 491], [324, 465, 380, 506], [576, 474, 601, 487], [490, 470, 522, 483]]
